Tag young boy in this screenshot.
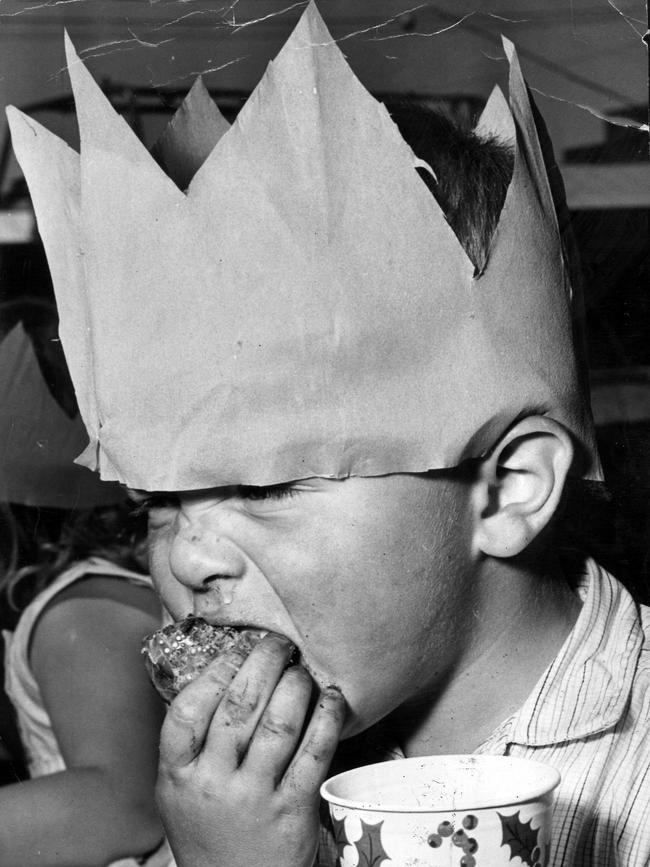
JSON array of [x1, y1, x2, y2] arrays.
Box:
[[8, 4, 650, 866]]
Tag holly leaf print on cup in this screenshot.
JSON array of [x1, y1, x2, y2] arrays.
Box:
[[498, 810, 544, 866], [353, 819, 391, 867], [330, 813, 349, 863]]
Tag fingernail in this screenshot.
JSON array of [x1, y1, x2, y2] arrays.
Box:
[[324, 684, 343, 697], [266, 632, 296, 653]]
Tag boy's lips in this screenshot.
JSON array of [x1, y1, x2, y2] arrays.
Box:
[[197, 617, 272, 642], [193, 608, 270, 633], [196, 614, 294, 648]]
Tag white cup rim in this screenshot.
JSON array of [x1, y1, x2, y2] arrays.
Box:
[[320, 754, 561, 813]]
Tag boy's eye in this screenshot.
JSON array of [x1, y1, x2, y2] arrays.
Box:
[[238, 483, 298, 502]]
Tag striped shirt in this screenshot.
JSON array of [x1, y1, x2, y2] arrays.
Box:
[[318, 559, 650, 866]]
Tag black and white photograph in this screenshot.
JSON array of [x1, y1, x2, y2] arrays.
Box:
[[0, 2, 648, 865]]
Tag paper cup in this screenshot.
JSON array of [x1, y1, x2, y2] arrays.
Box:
[[320, 754, 560, 866]]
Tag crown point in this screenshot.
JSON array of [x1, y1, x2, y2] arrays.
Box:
[[293, 0, 335, 48], [501, 34, 516, 60], [63, 29, 81, 73], [502, 35, 557, 228], [5, 105, 37, 150], [475, 85, 514, 146], [152, 76, 230, 190]]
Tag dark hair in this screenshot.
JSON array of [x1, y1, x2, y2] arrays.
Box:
[[389, 102, 514, 274]]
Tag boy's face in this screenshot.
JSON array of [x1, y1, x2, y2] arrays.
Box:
[[143, 473, 479, 736]]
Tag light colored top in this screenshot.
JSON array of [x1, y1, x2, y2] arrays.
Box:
[[3, 556, 175, 867], [318, 559, 650, 866]]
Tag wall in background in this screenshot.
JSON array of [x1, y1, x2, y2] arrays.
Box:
[[0, 1, 645, 166]]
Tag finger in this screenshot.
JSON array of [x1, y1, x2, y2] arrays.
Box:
[[203, 632, 296, 770], [242, 665, 313, 783], [282, 686, 346, 796], [159, 647, 247, 767]]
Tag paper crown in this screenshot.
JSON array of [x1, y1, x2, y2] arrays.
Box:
[[7, 2, 599, 491], [0, 323, 124, 507]]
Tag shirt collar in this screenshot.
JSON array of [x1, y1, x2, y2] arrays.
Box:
[[505, 558, 643, 747]]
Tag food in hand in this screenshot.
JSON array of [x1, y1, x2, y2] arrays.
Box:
[[142, 615, 265, 703]]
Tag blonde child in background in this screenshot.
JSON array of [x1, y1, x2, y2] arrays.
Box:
[[0, 322, 173, 867]]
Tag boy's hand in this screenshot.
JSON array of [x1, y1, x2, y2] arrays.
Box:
[[156, 633, 346, 867]]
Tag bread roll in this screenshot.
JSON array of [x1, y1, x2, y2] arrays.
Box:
[[142, 616, 264, 703]]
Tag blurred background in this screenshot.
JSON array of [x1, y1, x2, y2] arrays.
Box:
[[0, 0, 648, 781]]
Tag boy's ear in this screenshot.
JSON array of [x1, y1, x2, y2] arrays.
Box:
[[472, 416, 574, 558]]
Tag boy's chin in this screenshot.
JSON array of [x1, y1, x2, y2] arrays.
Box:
[[335, 696, 397, 742], [305, 668, 395, 740], [339, 717, 371, 740]]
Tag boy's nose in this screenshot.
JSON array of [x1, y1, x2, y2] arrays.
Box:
[[168, 522, 245, 591]]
